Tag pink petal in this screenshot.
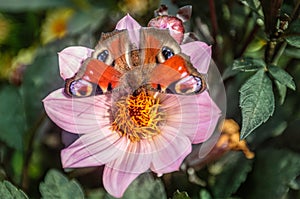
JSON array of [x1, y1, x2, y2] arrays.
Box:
[[103, 166, 141, 198], [43, 88, 112, 134], [180, 41, 211, 73], [150, 126, 192, 174], [115, 14, 141, 31], [115, 14, 141, 46], [102, 138, 153, 197], [61, 128, 126, 168], [58, 46, 93, 80], [105, 138, 152, 173], [191, 91, 221, 143], [161, 91, 221, 144]]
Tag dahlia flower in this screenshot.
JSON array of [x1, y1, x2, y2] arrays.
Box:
[[43, 14, 221, 197]]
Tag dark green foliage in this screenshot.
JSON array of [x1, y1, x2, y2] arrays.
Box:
[[39, 169, 84, 199], [0, 181, 28, 199], [210, 153, 253, 198], [246, 149, 300, 199], [0, 0, 299, 199], [0, 85, 26, 150]]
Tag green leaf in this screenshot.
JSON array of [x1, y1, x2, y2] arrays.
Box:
[[68, 9, 107, 35], [284, 47, 300, 58], [68, 11, 94, 35], [210, 153, 253, 198], [247, 149, 300, 199], [233, 58, 265, 72], [105, 173, 166, 199], [11, 151, 24, 183], [274, 80, 287, 105], [172, 190, 191, 199], [87, 189, 106, 199], [199, 189, 212, 199], [0, 0, 71, 12], [269, 65, 296, 90], [39, 169, 84, 199], [286, 36, 300, 48], [22, 48, 63, 127], [0, 181, 29, 199], [0, 85, 26, 150], [239, 69, 275, 138], [285, 21, 300, 48]]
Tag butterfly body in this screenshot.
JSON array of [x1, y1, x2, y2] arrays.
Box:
[[64, 27, 206, 97]]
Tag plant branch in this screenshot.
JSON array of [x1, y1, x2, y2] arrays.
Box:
[[208, 0, 218, 41], [264, 1, 300, 66], [290, 1, 300, 23], [208, 0, 223, 71]]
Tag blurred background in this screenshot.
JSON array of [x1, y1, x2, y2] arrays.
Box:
[[0, 0, 300, 198]]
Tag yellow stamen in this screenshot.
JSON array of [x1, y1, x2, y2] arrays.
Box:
[[111, 89, 164, 142]]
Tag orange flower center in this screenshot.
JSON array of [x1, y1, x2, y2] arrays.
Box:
[[111, 89, 164, 142]]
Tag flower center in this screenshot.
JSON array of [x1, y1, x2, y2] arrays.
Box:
[[51, 20, 67, 38], [111, 89, 164, 142]]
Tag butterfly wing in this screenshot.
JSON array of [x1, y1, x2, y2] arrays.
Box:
[[65, 58, 121, 97], [140, 28, 181, 66], [93, 30, 133, 72], [149, 53, 207, 95], [140, 28, 206, 95], [149, 55, 188, 90], [65, 30, 132, 97]]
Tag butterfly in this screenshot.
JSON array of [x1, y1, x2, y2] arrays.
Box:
[[64, 27, 207, 97]]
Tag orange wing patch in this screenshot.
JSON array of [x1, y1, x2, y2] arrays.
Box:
[[150, 55, 189, 90], [81, 58, 121, 91]]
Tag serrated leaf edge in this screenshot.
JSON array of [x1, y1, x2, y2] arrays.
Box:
[[268, 66, 296, 91], [239, 70, 275, 139]]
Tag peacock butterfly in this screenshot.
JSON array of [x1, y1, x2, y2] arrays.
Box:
[[64, 27, 207, 97]]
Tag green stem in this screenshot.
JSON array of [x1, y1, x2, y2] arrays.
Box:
[[0, 145, 13, 183], [20, 112, 47, 191], [272, 42, 287, 66]]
